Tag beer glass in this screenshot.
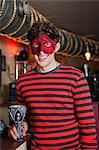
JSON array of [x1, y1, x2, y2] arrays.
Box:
[[9, 105, 26, 140]]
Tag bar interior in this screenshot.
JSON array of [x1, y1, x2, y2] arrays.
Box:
[[0, 0, 99, 149]]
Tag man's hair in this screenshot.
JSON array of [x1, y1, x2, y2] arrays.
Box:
[[27, 22, 60, 42]]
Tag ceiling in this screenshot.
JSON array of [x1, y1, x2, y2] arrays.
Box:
[[28, 0, 99, 42]]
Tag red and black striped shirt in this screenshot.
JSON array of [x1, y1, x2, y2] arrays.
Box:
[[16, 65, 97, 150]]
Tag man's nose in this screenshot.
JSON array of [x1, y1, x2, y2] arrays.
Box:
[[39, 50, 45, 54], [37, 43, 41, 54], [39, 43, 44, 52]]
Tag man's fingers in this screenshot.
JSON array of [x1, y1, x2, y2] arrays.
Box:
[[21, 127, 26, 137], [12, 126, 18, 137], [8, 122, 27, 140], [10, 129, 18, 140], [21, 121, 28, 137], [8, 126, 18, 140]]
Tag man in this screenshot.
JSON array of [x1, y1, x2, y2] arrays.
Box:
[[9, 22, 97, 150]]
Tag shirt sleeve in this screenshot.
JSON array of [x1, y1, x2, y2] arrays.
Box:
[[16, 81, 25, 105], [73, 72, 97, 149], [15, 81, 30, 123]]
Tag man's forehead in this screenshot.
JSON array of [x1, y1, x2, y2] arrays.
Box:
[[32, 34, 54, 42]]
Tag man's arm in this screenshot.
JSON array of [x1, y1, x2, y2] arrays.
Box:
[[16, 80, 30, 123], [73, 73, 97, 149]]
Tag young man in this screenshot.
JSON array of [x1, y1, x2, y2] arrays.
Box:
[[9, 22, 97, 150]]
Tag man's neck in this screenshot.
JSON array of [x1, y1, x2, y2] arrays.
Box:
[[36, 61, 60, 73]]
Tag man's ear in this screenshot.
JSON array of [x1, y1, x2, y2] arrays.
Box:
[[54, 42, 61, 53]]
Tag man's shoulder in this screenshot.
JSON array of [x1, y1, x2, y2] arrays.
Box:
[[61, 65, 84, 77], [16, 69, 36, 83], [61, 65, 82, 72]]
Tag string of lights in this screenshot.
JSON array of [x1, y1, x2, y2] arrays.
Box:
[[0, 0, 99, 61]]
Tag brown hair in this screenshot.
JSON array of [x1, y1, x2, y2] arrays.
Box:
[[27, 22, 60, 43]]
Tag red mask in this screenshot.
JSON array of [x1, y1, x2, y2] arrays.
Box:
[[31, 34, 56, 55]]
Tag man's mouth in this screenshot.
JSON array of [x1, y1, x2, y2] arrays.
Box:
[[39, 55, 48, 61]]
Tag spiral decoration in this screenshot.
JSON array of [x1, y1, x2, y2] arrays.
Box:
[[0, 0, 99, 61], [58, 29, 99, 61], [0, 0, 48, 44]]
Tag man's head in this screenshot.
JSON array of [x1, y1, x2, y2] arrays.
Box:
[[27, 22, 60, 70], [27, 22, 60, 55]]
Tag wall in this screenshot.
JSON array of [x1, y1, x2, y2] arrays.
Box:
[[0, 36, 22, 123], [0, 36, 23, 103], [56, 54, 99, 70]]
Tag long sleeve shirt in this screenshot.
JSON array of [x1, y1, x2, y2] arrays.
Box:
[[16, 65, 97, 150]]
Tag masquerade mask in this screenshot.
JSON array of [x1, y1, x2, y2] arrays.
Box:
[[31, 34, 56, 55]]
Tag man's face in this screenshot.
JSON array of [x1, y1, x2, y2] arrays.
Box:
[[31, 34, 57, 68], [31, 34, 56, 55]]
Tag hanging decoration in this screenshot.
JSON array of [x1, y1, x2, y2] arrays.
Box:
[[0, 0, 99, 61], [84, 41, 91, 61]]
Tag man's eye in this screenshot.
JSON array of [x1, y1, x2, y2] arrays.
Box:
[[33, 43, 39, 47], [44, 42, 51, 47]]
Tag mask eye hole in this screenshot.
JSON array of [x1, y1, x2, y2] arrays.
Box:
[[33, 43, 39, 48], [44, 42, 51, 47]]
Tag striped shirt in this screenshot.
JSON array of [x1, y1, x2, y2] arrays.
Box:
[[16, 65, 97, 150]]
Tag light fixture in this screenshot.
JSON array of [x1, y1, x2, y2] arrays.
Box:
[[85, 41, 91, 61]]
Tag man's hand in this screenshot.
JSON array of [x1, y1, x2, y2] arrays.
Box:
[[8, 125, 18, 140], [8, 121, 28, 140]]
